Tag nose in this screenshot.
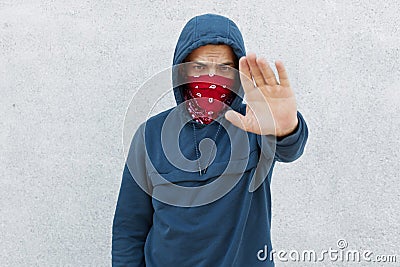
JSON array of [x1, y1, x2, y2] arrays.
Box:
[[208, 65, 216, 76]]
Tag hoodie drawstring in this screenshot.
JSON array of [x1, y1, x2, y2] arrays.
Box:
[[192, 123, 222, 175]]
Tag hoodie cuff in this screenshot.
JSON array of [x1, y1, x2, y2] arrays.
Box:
[[275, 111, 303, 147]]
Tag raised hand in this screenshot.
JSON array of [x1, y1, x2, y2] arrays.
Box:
[[225, 53, 298, 137]]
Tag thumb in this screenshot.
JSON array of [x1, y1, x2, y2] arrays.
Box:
[[225, 110, 248, 131]]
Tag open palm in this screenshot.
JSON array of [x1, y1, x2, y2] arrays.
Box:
[[225, 53, 298, 137]]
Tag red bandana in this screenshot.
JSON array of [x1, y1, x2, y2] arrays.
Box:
[[183, 74, 236, 124]]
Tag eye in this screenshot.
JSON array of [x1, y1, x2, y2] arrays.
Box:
[[218, 65, 234, 72], [193, 65, 205, 70]]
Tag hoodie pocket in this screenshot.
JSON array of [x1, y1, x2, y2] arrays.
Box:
[[147, 149, 260, 207], [148, 148, 259, 187]]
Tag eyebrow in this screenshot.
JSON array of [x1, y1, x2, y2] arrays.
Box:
[[192, 61, 207, 66], [219, 62, 235, 66], [192, 61, 235, 66]]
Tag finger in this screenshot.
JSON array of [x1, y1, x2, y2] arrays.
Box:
[[238, 56, 256, 95], [256, 57, 279, 85], [275, 60, 290, 87], [246, 53, 266, 87], [225, 110, 248, 131]]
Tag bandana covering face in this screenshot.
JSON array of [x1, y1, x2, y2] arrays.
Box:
[[183, 74, 236, 124]]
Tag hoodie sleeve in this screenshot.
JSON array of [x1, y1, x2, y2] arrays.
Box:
[[112, 125, 154, 266], [273, 111, 308, 163]]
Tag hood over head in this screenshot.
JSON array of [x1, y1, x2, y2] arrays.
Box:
[[172, 13, 246, 113]]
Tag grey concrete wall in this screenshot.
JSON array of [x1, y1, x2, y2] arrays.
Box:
[[1, 0, 399, 266]]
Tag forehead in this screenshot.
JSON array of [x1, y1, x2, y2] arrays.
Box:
[[185, 44, 236, 62]]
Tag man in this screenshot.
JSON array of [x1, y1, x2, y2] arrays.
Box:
[[112, 13, 308, 266]]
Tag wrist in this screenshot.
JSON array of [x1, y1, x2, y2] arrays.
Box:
[[276, 117, 299, 139]]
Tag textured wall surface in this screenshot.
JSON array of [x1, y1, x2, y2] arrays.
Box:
[[1, 1, 399, 266]]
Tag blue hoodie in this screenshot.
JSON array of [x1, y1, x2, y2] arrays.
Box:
[[112, 13, 308, 267]]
